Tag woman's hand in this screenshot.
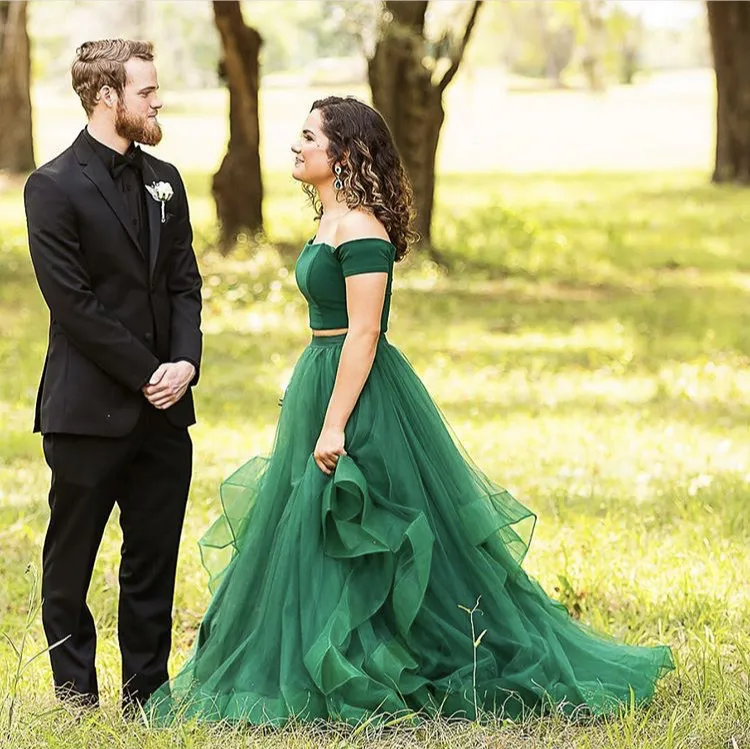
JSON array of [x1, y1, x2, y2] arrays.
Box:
[[314, 426, 347, 475]]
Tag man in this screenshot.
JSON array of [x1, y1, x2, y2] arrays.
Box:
[[24, 39, 202, 711]]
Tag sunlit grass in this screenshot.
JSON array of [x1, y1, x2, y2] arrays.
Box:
[[2, 164, 750, 747]]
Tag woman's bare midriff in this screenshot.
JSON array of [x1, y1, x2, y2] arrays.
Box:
[[312, 328, 348, 337]]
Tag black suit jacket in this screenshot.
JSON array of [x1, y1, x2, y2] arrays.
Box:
[[24, 130, 202, 437]]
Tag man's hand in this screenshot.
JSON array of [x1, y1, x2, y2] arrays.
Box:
[[142, 361, 195, 410]]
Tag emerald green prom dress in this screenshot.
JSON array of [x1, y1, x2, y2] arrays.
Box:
[[148, 237, 673, 724]]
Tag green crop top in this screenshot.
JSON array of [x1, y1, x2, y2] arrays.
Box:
[[295, 237, 395, 332]]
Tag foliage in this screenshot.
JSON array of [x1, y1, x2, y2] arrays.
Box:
[[26, 0, 372, 87], [28, 1, 220, 90], [462, 0, 687, 87], [242, 1, 367, 75], [23, 0, 706, 94]]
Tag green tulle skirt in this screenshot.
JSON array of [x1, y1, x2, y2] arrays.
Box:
[[148, 334, 673, 724]]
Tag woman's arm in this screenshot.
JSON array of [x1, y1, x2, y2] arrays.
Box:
[[314, 272, 388, 474], [313, 213, 391, 474]]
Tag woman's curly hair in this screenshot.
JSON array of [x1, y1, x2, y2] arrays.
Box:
[[302, 96, 417, 262]]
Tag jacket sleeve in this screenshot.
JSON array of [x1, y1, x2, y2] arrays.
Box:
[[24, 170, 160, 392], [165, 168, 203, 385]]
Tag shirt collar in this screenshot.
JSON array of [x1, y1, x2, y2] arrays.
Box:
[[83, 127, 138, 170]]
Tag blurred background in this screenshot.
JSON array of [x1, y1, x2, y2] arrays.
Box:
[[9, 1, 716, 177], [2, 3, 750, 747]]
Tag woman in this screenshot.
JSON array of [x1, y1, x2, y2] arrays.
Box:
[[148, 97, 673, 724]]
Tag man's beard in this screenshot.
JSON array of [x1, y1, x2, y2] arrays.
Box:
[[115, 102, 162, 146]]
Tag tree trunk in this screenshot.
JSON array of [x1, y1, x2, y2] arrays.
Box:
[[581, 0, 607, 93], [706, 0, 750, 184], [212, 1, 263, 252], [0, 1, 35, 173], [369, 1, 482, 255], [368, 10, 442, 246]]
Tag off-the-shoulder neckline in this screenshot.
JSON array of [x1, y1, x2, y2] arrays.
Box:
[[307, 236, 395, 252]]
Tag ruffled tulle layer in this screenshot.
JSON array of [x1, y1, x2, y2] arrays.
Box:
[[148, 335, 672, 724]]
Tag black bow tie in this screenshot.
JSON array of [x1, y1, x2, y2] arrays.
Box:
[[110, 146, 144, 180]]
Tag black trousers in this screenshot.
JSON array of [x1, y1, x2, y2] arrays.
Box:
[[40, 406, 192, 707]]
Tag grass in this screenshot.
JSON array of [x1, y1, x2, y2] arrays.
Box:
[[2, 166, 750, 748], [1, 72, 750, 747]]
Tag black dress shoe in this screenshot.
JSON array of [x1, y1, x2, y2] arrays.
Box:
[[55, 684, 100, 710], [122, 690, 154, 722]]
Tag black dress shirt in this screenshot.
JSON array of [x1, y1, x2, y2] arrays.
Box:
[[83, 128, 150, 265]]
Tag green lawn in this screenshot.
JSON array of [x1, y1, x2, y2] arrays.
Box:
[[1, 164, 749, 748]]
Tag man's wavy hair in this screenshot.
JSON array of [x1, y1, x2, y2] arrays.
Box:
[[72, 39, 154, 116], [303, 96, 417, 261]]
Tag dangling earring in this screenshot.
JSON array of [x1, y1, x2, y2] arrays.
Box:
[[333, 164, 343, 191]]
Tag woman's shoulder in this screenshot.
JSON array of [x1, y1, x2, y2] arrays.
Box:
[[334, 209, 391, 248]]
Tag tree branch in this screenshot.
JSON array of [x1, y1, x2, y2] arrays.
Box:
[[438, 0, 483, 94], [385, 1, 428, 35], [212, 0, 246, 29]]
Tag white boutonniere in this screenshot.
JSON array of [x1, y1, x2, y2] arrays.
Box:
[[145, 181, 174, 223]]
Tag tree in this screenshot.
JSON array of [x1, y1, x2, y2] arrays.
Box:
[[212, 1, 263, 251], [0, 0, 35, 173], [606, 5, 643, 85], [706, 1, 750, 184], [368, 1, 483, 252], [536, 2, 576, 87], [580, 0, 606, 92]]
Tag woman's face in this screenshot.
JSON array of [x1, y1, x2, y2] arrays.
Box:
[[291, 108, 334, 186]]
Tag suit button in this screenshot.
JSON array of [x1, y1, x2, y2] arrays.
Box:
[[106, 413, 111, 419], [145, 332, 153, 341]]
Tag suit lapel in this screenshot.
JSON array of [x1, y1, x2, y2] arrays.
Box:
[[141, 158, 162, 280], [73, 132, 143, 256]]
